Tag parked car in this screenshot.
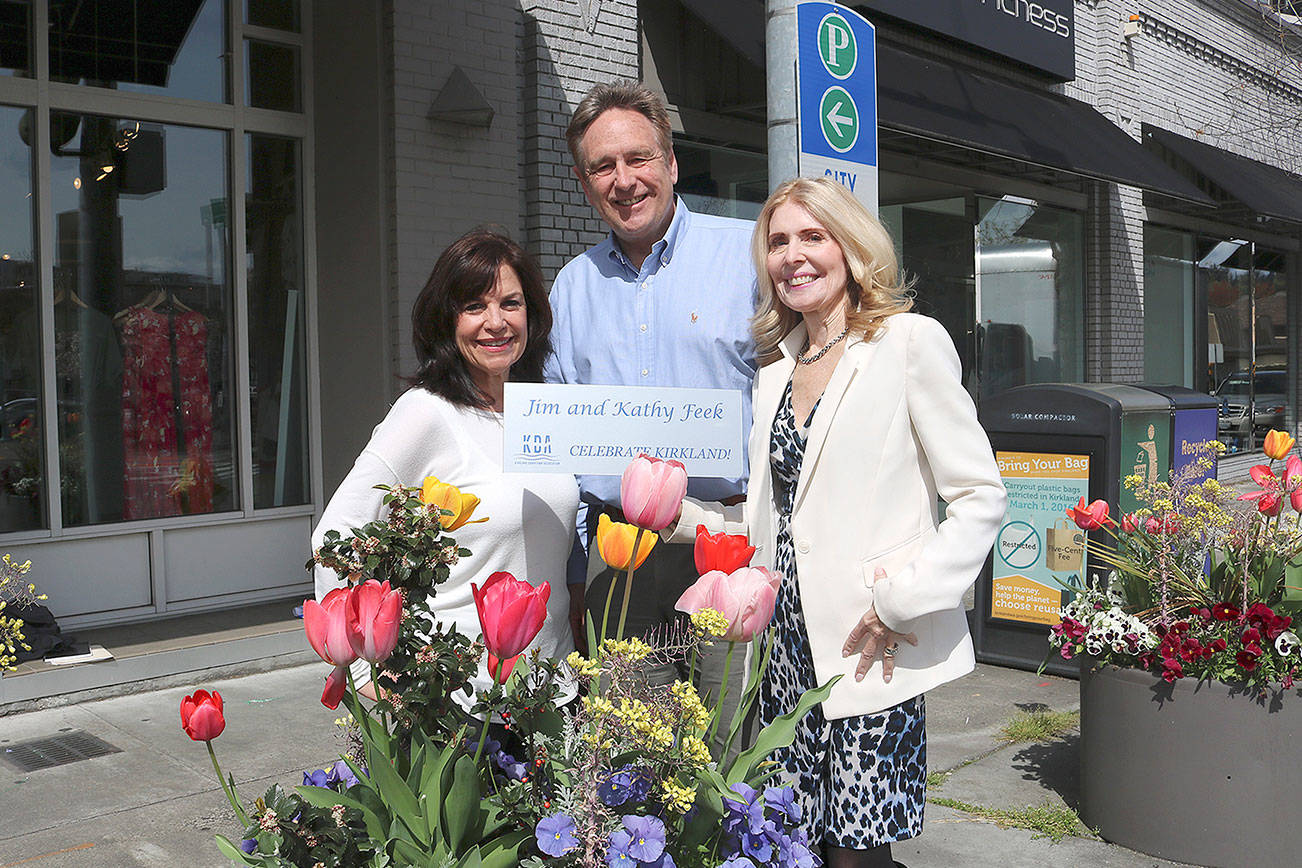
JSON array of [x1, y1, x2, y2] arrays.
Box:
[[1213, 368, 1287, 447]]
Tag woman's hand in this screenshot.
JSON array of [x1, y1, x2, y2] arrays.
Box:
[[842, 568, 917, 683]]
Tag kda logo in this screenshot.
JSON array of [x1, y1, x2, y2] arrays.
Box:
[[521, 433, 552, 456]]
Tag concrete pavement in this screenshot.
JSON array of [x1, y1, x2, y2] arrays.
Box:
[[0, 661, 1197, 868]]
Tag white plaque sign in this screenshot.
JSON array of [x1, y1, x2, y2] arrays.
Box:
[[503, 383, 744, 477]]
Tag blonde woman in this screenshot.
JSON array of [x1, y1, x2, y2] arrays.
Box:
[[669, 178, 1006, 868]]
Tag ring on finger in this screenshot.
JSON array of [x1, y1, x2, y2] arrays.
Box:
[[883, 642, 898, 658]]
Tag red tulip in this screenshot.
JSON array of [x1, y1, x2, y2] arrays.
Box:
[[694, 524, 756, 575], [347, 580, 403, 664], [1121, 513, 1140, 533], [471, 571, 550, 684], [180, 689, 226, 742], [675, 566, 780, 642], [304, 587, 360, 709], [1066, 497, 1111, 530], [620, 454, 688, 531]]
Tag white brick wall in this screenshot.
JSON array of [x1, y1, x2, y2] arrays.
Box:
[[520, 0, 639, 279], [386, 0, 525, 382]]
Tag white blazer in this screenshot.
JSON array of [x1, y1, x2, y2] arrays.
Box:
[[671, 313, 1007, 719]]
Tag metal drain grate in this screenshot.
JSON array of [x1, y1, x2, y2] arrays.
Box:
[[2, 730, 121, 772]]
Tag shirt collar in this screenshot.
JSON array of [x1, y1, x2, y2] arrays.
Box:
[[605, 197, 690, 275]]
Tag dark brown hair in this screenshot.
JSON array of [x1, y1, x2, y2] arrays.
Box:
[[409, 228, 551, 408]]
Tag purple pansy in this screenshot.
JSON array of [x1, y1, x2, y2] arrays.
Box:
[[535, 814, 578, 857], [621, 814, 666, 862], [607, 829, 636, 867]]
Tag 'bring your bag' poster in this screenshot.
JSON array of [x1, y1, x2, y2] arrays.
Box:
[[991, 451, 1091, 626]]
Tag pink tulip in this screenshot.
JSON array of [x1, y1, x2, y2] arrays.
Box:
[[620, 454, 688, 531], [471, 571, 551, 684], [180, 689, 226, 742], [675, 566, 781, 642], [347, 580, 403, 665], [304, 587, 360, 709]]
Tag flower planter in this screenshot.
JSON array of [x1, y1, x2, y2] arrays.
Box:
[[1079, 662, 1302, 867]]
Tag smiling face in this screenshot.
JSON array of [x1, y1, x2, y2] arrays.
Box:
[[574, 108, 679, 266], [454, 263, 528, 404], [765, 201, 850, 323]]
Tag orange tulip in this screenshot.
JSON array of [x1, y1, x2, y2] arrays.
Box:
[[1264, 430, 1295, 461], [420, 475, 487, 531], [596, 513, 657, 571]]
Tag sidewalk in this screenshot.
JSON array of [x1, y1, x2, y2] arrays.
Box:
[[0, 662, 1194, 868]]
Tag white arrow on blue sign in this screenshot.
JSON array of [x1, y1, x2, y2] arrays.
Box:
[[796, 2, 878, 213]]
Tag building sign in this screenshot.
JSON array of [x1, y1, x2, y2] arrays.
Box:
[[991, 450, 1091, 626], [797, 2, 878, 213], [856, 0, 1075, 81], [502, 383, 744, 477]]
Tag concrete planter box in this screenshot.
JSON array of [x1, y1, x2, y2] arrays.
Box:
[[1079, 662, 1302, 867]]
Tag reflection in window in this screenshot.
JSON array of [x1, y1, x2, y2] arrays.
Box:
[[0, 105, 38, 531], [48, 0, 227, 103], [976, 197, 1084, 400], [0, 1, 31, 77], [247, 134, 307, 507], [674, 141, 766, 220], [50, 114, 234, 525]]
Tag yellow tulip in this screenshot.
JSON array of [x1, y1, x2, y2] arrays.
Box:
[[1264, 430, 1295, 461], [596, 513, 657, 570], [419, 476, 487, 531]]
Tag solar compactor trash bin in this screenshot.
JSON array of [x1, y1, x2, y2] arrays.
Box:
[[972, 383, 1177, 676]]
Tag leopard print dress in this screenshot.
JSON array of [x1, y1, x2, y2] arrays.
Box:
[[757, 378, 927, 849]]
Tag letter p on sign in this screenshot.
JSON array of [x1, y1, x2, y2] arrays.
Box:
[[819, 13, 857, 79]]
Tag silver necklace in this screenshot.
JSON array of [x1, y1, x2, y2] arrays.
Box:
[[797, 324, 850, 365]]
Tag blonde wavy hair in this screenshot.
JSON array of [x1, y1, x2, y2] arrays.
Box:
[[751, 177, 913, 364]]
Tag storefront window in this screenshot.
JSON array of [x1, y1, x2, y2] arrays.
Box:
[[49, 114, 235, 525], [975, 196, 1084, 400], [245, 39, 300, 112], [880, 190, 1085, 401], [0, 1, 31, 77], [48, 0, 227, 103], [1148, 225, 1292, 453], [1143, 227, 1197, 386], [246, 0, 299, 32], [247, 133, 307, 507], [0, 104, 39, 531], [673, 141, 766, 221]]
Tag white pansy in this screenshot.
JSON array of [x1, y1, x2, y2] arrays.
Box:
[[1275, 631, 1299, 656]]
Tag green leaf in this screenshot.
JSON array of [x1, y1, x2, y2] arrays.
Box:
[[455, 844, 485, 868], [724, 675, 840, 783], [364, 737, 423, 840], [442, 754, 480, 854], [213, 834, 260, 866], [479, 829, 531, 868], [294, 785, 385, 842]]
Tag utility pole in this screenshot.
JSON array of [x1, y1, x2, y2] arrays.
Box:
[[767, 0, 799, 192]]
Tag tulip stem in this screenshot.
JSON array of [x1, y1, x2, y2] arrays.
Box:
[[600, 566, 620, 650], [614, 528, 645, 642], [707, 640, 737, 748], [206, 740, 251, 826]]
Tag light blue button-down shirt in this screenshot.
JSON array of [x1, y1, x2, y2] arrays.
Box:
[[545, 199, 758, 583]]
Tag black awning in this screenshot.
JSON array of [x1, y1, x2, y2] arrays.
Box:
[[1144, 125, 1302, 224], [678, 0, 765, 69], [876, 44, 1215, 205], [47, 0, 204, 87]]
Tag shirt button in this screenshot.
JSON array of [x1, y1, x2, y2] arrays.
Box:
[[641, 369, 649, 377], [639, 324, 647, 332], [797, 540, 811, 554]]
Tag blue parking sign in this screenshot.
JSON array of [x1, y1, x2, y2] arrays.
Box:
[[797, 2, 878, 211]]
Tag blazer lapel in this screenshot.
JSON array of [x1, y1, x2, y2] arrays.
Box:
[[752, 325, 803, 470], [792, 334, 874, 513]]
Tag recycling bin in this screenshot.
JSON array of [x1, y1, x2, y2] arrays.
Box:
[[1141, 384, 1219, 486], [973, 384, 1172, 676]]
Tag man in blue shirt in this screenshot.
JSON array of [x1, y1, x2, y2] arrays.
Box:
[[545, 81, 757, 746]]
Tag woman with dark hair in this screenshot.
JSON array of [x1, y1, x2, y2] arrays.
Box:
[[311, 227, 578, 706]]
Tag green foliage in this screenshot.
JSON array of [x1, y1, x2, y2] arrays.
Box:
[[999, 709, 1080, 744], [927, 797, 1088, 843]]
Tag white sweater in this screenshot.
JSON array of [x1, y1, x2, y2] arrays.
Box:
[[311, 388, 578, 709]]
